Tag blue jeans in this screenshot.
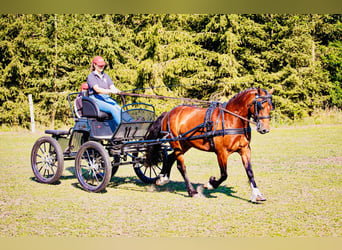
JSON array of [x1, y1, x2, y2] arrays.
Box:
[[89, 95, 134, 126], [89, 94, 121, 125]]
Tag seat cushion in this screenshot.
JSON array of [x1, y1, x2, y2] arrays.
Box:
[[82, 96, 112, 120]]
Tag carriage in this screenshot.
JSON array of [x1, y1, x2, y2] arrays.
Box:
[[31, 86, 274, 202], [30, 89, 170, 192]]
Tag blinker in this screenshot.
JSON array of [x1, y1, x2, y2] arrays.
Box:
[[257, 101, 263, 111]]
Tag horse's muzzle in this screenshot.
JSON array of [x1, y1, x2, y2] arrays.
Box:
[[256, 122, 270, 134], [258, 128, 270, 134]]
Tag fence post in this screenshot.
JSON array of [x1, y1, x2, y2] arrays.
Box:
[[28, 94, 35, 133]]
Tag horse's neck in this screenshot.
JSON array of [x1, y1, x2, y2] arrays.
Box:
[[226, 92, 255, 118]]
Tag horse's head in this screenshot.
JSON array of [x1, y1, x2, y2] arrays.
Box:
[[249, 88, 275, 134]]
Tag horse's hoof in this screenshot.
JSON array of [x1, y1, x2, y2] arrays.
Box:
[[204, 182, 214, 190], [256, 194, 266, 202], [193, 193, 205, 198], [251, 194, 266, 203], [190, 191, 204, 198], [156, 175, 169, 186], [250, 186, 266, 203]]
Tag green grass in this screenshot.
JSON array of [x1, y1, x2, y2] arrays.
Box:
[[0, 124, 341, 237]]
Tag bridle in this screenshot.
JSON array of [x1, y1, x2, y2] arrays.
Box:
[[249, 93, 275, 130]]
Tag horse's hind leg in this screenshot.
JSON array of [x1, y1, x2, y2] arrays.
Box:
[[156, 152, 176, 186], [204, 150, 228, 190], [174, 150, 198, 197]]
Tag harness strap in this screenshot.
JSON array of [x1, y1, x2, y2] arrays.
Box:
[[204, 103, 221, 150], [258, 116, 271, 120], [161, 104, 252, 147], [163, 126, 251, 143], [214, 127, 251, 136]]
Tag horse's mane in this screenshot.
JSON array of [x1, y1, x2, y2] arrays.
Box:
[[227, 87, 260, 105]]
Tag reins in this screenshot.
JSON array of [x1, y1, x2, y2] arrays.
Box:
[[120, 92, 211, 105], [219, 107, 257, 125], [119, 91, 268, 126]]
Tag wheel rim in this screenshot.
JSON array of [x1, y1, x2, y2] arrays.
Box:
[[136, 163, 161, 180], [78, 147, 106, 188], [34, 142, 59, 180], [134, 151, 164, 183]]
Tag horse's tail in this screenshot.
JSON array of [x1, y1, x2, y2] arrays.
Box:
[[144, 112, 168, 167]]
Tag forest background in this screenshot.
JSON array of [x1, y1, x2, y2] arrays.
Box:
[[0, 14, 341, 129]]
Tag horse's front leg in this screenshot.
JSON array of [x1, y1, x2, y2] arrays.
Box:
[[240, 146, 266, 203]]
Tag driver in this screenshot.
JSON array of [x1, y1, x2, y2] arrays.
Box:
[[87, 56, 122, 126]]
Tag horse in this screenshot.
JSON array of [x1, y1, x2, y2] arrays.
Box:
[[145, 87, 274, 202]]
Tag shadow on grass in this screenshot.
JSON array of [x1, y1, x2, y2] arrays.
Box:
[[29, 176, 62, 185], [31, 167, 251, 202], [71, 182, 109, 193], [28, 167, 76, 185], [107, 176, 250, 202]]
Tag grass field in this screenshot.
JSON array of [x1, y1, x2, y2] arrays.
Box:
[[0, 124, 341, 237]]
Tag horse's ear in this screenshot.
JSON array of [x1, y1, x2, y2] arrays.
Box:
[[268, 88, 274, 94], [257, 87, 261, 95]]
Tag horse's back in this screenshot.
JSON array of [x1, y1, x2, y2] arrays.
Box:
[[166, 105, 206, 129]]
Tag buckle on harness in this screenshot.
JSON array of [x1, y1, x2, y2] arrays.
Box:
[[206, 121, 213, 132]]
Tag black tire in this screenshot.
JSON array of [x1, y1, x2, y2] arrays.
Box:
[[133, 150, 166, 184], [31, 136, 64, 184], [75, 141, 111, 192]]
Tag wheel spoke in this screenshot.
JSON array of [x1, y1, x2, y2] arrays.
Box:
[[151, 166, 158, 177], [48, 163, 55, 175], [83, 168, 91, 181], [85, 150, 92, 166], [93, 170, 100, 184], [148, 167, 151, 178], [39, 145, 45, 156], [47, 168, 51, 177], [38, 164, 44, 172]]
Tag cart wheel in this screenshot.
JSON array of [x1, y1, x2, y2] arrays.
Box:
[[31, 136, 64, 184], [75, 141, 111, 192], [133, 150, 166, 184]]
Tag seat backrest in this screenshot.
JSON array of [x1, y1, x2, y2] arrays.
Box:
[[82, 96, 112, 120], [73, 83, 89, 118], [74, 94, 83, 118]]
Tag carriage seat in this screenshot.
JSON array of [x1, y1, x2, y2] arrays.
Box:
[[81, 96, 113, 120]]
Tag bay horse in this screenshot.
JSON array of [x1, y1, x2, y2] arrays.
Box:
[[145, 87, 274, 202]]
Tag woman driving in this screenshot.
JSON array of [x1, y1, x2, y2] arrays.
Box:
[[87, 56, 122, 126]]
